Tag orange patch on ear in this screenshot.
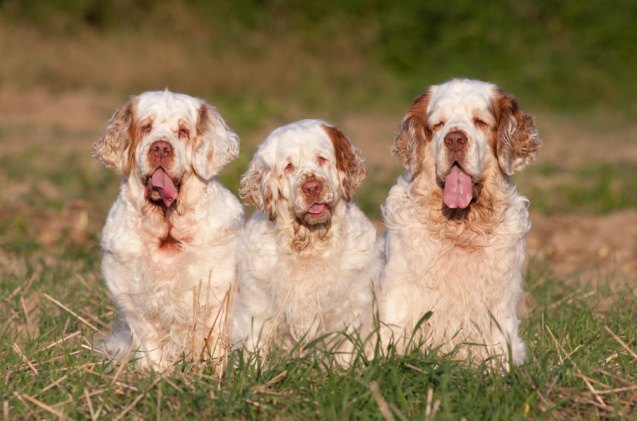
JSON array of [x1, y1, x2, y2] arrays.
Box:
[[322, 124, 366, 201], [393, 91, 432, 177], [124, 110, 143, 177], [92, 98, 136, 173], [493, 89, 541, 175]]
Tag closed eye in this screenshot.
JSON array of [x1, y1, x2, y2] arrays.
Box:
[[178, 127, 190, 139], [140, 122, 152, 135], [284, 162, 295, 174], [317, 156, 328, 166], [431, 121, 445, 131], [473, 118, 489, 129]]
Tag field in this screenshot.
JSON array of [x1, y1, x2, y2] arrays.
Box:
[[1, 2, 636, 419]]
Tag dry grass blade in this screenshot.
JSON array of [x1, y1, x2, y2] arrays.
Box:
[[19, 393, 67, 420], [545, 325, 608, 409], [369, 381, 395, 421], [263, 287, 294, 356], [37, 331, 81, 352], [113, 377, 162, 421], [110, 346, 133, 386], [36, 374, 68, 396], [84, 388, 97, 421], [12, 343, 38, 375], [3, 400, 9, 421], [424, 388, 441, 420], [604, 325, 637, 361], [43, 293, 99, 331], [252, 370, 288, 394]]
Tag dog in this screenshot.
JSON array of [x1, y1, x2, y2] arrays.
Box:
[[93, 90, 243, 371], [380, 79, 541, 366], [230, 119, 382, 362]]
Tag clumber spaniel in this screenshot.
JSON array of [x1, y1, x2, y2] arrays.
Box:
[[380, 79, 541, 366], [93, 90, 243, 371], [230, 119, 382, 360]]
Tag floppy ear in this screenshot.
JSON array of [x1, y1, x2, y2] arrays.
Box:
[[392, 90, 432, 177], [239, 157, 276, 220], [494, 90, 541, 175], [92, 100, 134, 174], [322, 124, 366, 202], [193, 103, 240, 180]]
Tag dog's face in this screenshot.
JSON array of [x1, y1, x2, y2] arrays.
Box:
[[93, 90, 239, 210], [393, 78, 541, 210], [240, 119, 366, 227]]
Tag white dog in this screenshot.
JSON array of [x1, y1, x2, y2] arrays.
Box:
[[230, 119, 382, 360], [93, 90, 243, 371], [380, 79, 541, 366]]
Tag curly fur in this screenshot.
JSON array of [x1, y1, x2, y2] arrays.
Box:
[[93, 90, 243, 371], [231, 119, 382, 362], [380, 79, 541, 367]]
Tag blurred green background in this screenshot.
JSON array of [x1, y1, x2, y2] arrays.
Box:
[[1, 0, 635, 116]]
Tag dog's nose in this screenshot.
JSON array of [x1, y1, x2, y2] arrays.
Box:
[[302, 179, 323, 198], [150, 141, 173, 158], [444, 131, 468, 152]]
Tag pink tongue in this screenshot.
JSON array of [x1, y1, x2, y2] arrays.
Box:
[[443, 166, 473, 209], [308, 203, 327, 214], [150, 169, 178, 207]]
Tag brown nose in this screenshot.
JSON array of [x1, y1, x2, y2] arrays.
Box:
[[302, 179, 323, 199], [444, 131, 468, 152], [150, 141, 173, 158]]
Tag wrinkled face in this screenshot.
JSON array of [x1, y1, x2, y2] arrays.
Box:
[[426, 80, 497, 209], [275, 130, 339, 225], [134, 92, 200, 208], [93, 90, 239, 211], [240, 119, 366, 227], [393, 78, 540, 212]]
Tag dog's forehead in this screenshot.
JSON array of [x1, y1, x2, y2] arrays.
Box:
[[262, 120, 334, 162], [428, 79, 495, 120], [135, 90, 200, 124]]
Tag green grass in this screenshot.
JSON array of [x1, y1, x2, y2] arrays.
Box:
[[1, 124, 636, 419], [1, 2, 636, 418], [1, 250, 636, 419], [517, 162, 637, 214], [1, 0, 636, 117]]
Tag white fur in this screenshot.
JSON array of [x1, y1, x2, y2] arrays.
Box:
[[380, 79, 540, 367], [94, 90, 243, 371], [231, 119, 382, 361]]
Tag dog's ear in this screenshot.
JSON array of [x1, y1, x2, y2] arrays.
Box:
[[322, 124, 366, 202], [494, 90, 541, 175], [392, 90, 432, 177], [193, 103, 240, 180], [239, 157, 276, 220], [93, 99, 135, 174]]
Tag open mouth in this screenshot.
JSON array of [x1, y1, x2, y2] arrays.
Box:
[[301, 202, 331, 225], [145, 167, 180, 208], [442, 163, 474, 209], [307, 203, 329, 215]]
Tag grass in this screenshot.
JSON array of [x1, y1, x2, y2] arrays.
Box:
[[1, 2, 636, 418], [518, 162, 637, 215], [0, 117, 636, 420], [2, 249, 636, 419]]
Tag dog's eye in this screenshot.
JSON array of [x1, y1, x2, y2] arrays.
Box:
[[473, 118, 488, 128], [317, 156, 328, 166], [431, 121, 445, 131], [284, 162, 295, 174], [140, 123, 152, 134], [178, 127, 190, 139]]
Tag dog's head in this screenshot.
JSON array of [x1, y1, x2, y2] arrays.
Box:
[[393, 78, 540, 211], [93, 90, 239, 210], [240, 119, 366, 227]]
